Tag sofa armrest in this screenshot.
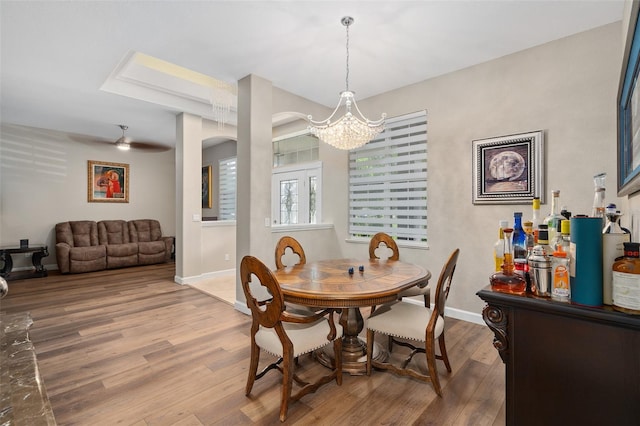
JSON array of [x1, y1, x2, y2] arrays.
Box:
[[55, 243, 71, 274], [161, 236, 174, 262]]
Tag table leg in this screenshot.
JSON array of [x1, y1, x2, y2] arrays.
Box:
[[316, 307, 389, 375], [0, 252, 13, 277], [31, 247, 48, 276]]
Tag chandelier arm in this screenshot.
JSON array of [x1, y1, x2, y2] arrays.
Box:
[[349, 97, 387, 126], [307, 98, 347, 127]]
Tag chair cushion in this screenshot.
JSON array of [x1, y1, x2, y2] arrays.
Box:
[[366, 301, 444, 342], [256, 320, 343, 358]]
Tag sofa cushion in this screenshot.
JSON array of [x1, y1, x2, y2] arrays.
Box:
[[105, 243, 138, 269], [98, 220, 130, 245], [69, 245, 106, 273], [128, 219, 163, 243], [138, 241, 168, 265], [55, 221, 99, 247]]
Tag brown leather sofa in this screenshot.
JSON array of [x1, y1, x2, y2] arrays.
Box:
[[55, 219, 173, 274]]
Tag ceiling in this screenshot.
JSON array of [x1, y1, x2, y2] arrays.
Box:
[[0, 1, 625, 150]]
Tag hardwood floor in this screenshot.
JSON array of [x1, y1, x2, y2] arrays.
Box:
[[0, 263, 505, 425]]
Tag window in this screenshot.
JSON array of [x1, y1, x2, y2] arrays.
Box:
[[273, 132, 319, 167], [272, 161, 322, 225], [349, 111, 427, 244], [218, 156, 237, 220]]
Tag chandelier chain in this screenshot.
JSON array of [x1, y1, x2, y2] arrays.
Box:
[[345, 22, 350, 92]]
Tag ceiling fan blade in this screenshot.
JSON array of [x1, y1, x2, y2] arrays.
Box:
[[128, 141, 172, 152]]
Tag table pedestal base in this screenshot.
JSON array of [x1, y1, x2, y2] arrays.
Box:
[[316, 306, 389, 375], [316, 338, 388, 375]]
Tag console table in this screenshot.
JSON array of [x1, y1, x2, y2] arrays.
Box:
[[0, 245, 48, 281], [477, 286, 640, 426]]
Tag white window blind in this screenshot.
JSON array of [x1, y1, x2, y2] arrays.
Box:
[[349, 110, 427, 243], [219, 156, 237, 220]]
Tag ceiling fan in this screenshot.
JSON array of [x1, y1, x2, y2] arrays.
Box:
[[66, 124, 171, 152], [112, 124, 171, 152]]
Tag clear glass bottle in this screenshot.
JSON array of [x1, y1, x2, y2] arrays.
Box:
[[612, 242, 640, 314], [544, 190, 564, 244], [490, 228, 527, 295], [531, 197, 541, 243], [513, 212, 527, 276], [602, 204, 631, 305], [493, 220, 509, 272], [591, 172, 606, 219]]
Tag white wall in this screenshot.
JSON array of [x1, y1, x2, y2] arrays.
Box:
[[0, 124, 176, 270]]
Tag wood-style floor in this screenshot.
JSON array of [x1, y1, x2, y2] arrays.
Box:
[[0, 263, 506, 425]]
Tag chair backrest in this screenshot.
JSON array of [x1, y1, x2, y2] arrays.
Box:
[[275, 236, 307, 269], [240, 255, 285, 328], [433, 249, 460, 318], [369, 232, 400, 261]]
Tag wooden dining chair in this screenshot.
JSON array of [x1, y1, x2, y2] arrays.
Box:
[[369, 232, 430, 307], [275, 236, 318, 315], [369, 232, 400, 261], [365, 248, 460, 397], [275, 236, 307, 269], [240, 255, 343, 422]]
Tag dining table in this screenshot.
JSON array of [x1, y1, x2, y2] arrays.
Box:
[[273, 258, 431, 375]]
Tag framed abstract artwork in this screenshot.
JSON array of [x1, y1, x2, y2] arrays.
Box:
[[472, 131, 544, 204], [88, 160, 129, 203], [202, 165, 212, 208]]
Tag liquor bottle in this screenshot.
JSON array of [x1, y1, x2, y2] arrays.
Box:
[[591, 172, 606, 219], [512, 212, 527, 276], [493, 220, 509, 272], [559, 219, 571, 251], [490, 228, 526, 295], [602, 204, 631, 305], [544, 190, 564, 244], [612, 242, 640, 314], [551, 246, 570, 302], [535, 224, 552, 256], [531, 197, 541, 243]]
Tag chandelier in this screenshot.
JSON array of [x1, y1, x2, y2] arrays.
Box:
[[308, 16, 386, 150]]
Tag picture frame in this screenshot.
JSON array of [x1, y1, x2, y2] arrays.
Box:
[[472, 131, 544, 204], [87, 160, 129, 203], [618, 2, 640, 196], [202, 165, 212, 209]]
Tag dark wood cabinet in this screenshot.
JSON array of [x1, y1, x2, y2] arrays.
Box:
[[477, 286, 640, 426]]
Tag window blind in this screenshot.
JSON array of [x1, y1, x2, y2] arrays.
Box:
[[349, 110, 427, 243], [219, 157, 237, 220]]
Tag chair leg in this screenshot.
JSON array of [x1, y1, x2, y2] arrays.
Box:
[[279, 350, 295, 422], [388, 335, 394, 353], [366, 329, 377, 376], [438, 332, 452, 372], [246, 341, 260, 395], [333, 336, 343, 385], [426, 335, 442, 397]]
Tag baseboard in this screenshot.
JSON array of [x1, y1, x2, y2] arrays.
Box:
[[175, 268, 235, 285]]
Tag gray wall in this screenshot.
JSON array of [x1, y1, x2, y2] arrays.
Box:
[[340, 22, 625, 316]]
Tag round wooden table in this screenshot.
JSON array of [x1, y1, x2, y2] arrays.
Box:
[[273, 258, 431, 375]]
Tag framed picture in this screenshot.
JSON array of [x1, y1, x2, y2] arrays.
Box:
[[618, 2, 640, 196], [87, 160, 129, 203], [472, 131, 544, 204], [202, 165, 212, 208]]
